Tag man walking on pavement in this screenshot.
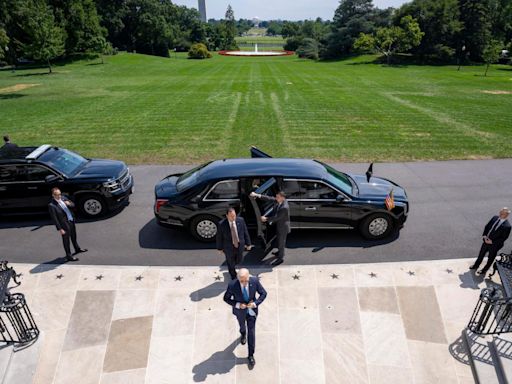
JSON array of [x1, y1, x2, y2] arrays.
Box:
[[216, 208, 252, 280], [223, 268, 267, 368]]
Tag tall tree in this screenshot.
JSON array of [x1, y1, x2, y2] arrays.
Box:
[[459, 0, 493, 61], [354, 15, 424, 64], [221, 4, 237, 50], [482, 39, 503, 76], [22, 0, 65, 73], [0, 26, 8, 60]]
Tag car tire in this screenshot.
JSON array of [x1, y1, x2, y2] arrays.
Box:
[[77, 194, 106, 218], [359, 213, 394, 240], [190, 215, 219, 242]]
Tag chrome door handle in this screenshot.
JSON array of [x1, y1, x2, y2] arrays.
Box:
[[305, 207, 317, 211], [27, 186, 38, 190]]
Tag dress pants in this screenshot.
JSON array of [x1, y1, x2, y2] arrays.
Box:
[[275, 232, 287, 260], [474, 242, 501, 272], [237, 312, 256, 357], [62, 221, 81, 257], [226, 246, 240, 280]]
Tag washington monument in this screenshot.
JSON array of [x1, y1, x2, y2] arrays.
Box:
[[198, 0, 207, 22]]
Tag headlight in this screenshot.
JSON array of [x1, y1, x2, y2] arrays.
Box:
[[103, 179, 120, 192]]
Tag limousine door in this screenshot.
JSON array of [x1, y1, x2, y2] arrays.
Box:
[[249, 178, 278, 252]]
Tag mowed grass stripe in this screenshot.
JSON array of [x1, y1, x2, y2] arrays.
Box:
[[1, 53, 511, 163]]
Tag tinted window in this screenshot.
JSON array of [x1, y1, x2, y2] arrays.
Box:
[[0, 165, 24, 183], [206, 180, 239, 200], [282, 180, 303, 199], [23, 165, 53, 181], [38, 148, 87, 176], [300, 181, 338, 200], [177, 162, 212, 192]]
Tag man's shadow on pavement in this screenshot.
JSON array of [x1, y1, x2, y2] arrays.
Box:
[[192, 339, 244, 382], [29, 258, 70, 274], [190, 266, 274, 302]]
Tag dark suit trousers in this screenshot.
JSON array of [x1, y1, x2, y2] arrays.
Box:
[[236, 312, 256, 356], [474, 242, 500, 272], [274, 231, 287, 260], [62, 221, 80, 257], [227, 246, 239, 280]]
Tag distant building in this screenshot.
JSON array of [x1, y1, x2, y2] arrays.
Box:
[[198, 0, 207, 23], [252, 17, 260, 27]]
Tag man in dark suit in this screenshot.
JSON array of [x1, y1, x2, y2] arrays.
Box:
[[250, 190, 290, 266], [216, 208, 252, 280], [223, 268, 267, 368], [1, 135, 17, 150], [470, 207, 511, 275], [48, 187, 87, 262]]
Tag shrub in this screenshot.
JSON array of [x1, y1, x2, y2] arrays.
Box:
[[188, 43, 212, 59], [296, 38, 319, 60], [284, 36, 303, 51]]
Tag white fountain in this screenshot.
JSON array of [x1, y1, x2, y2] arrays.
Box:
[[220, 42, 291, 57]]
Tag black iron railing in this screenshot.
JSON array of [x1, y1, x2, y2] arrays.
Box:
[[468, 287, 512, 335]]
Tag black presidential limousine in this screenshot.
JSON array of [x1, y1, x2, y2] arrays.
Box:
[[154, 147, 409, 244]]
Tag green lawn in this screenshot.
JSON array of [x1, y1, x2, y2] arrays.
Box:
[[0, 52, 511, 164]]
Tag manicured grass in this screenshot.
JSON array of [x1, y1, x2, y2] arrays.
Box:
[[0, 52, 511, 164]]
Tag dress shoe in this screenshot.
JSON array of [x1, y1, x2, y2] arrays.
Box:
[[248, 356, 255, 367], [271, 258, 284, 266], [477, 269, 488, 276], [66, 256, 79, 262], [240, 333, 247, 345], [272, 251, 279, 256], [74, 248, 88, 255], [469, 265, 477, 270]]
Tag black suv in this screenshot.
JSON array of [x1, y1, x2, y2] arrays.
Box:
[[154, 147, 408, 243], [0, 145, 133, 217]]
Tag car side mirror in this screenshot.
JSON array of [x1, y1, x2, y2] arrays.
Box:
[[45, 174, 61, 183], [336, 195, 345, 203]]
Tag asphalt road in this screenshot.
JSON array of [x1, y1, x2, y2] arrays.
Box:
[[1, 160, 512, 268]]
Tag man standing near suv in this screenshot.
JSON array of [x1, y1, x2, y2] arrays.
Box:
[[48, 187, 87, 262]]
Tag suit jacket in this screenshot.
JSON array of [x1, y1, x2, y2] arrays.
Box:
[[223, 276, 267, 317], [260, 195, 291, 235], [48, 197, 76, 231], [216, 217, 251, 261], [482, 216, 511, 249]]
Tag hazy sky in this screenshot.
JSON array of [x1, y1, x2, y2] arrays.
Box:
[[172, 0, 409, 21]]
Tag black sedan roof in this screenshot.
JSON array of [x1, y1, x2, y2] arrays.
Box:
[[199, 158, 329, 180]]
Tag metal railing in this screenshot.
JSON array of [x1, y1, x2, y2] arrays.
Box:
[[468, 287, 512, 335]]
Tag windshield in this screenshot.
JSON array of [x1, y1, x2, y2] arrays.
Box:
[[177, 162, 211, 192], [39, 148, 88, 176], [319, 162, 354, 195]]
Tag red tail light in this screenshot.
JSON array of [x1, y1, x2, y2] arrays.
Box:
[[155, 199, 169, 213]]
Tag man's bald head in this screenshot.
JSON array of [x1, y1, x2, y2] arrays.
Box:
[[238, 268, 250, 284], [499, 207, 511, 219]]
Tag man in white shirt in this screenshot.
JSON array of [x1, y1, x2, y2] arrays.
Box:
[[470, 207, 511, 275], [48, 188, 87, 261], [223, 268, 267, 368]]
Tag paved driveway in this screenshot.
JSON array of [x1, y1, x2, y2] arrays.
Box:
[[1, 159, 511, 267]]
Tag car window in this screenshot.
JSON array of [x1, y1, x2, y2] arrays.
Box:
[[282, 180, 303, 199], [0, 165, 25, 183], [300, 181, 338, 200], [38, 148, 87, 176], [206, 180, 239, 200], [177, 161, 212, 192], [23, 165, 54, 182]]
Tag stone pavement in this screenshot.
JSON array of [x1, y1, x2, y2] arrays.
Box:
[[0, 258, 491, 384]]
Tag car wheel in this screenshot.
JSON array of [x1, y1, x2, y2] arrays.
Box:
[[190, 215, 219, 242], [78, 194, 106, 218], [360, 213, 394, 240]]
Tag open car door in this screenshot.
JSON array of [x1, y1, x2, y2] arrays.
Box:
[[250, 177, 278, 252], [250, 146, 272, 158]]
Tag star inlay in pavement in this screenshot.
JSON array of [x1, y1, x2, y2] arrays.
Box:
[[56, 274, 64, 279], [446, 269, 453, 274], [330, 273, 339, 279], [407, 271, 415, 276], [214, 275, 222, 281], [292, 274, 300, 280], [369, 272, 377, 278], [135, 275, 144, 281], [96, 275, 104, 280], [174, 276, 183, 282]]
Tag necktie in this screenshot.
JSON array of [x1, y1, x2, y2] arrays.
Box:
[[488, 219, 502, 237], [243, 285, 256, 316], [231, 221, 239, 247]]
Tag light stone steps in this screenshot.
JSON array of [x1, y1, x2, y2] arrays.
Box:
[[463, 329, 500, 384], [0, 345, 13, 384], [0, 338, 41, 384], [492, 333, 512, 384]]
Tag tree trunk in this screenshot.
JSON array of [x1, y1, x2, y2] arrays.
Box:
[[484, 63, 489, 77], [47, 59, 52, 74], [101, 55, 104, 64], [386, 54, 391, 65]]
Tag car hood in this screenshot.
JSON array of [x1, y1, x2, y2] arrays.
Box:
[[73, 159, 126, 180], [155, 174, 180, 198], [348, 174, 407, 200]]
